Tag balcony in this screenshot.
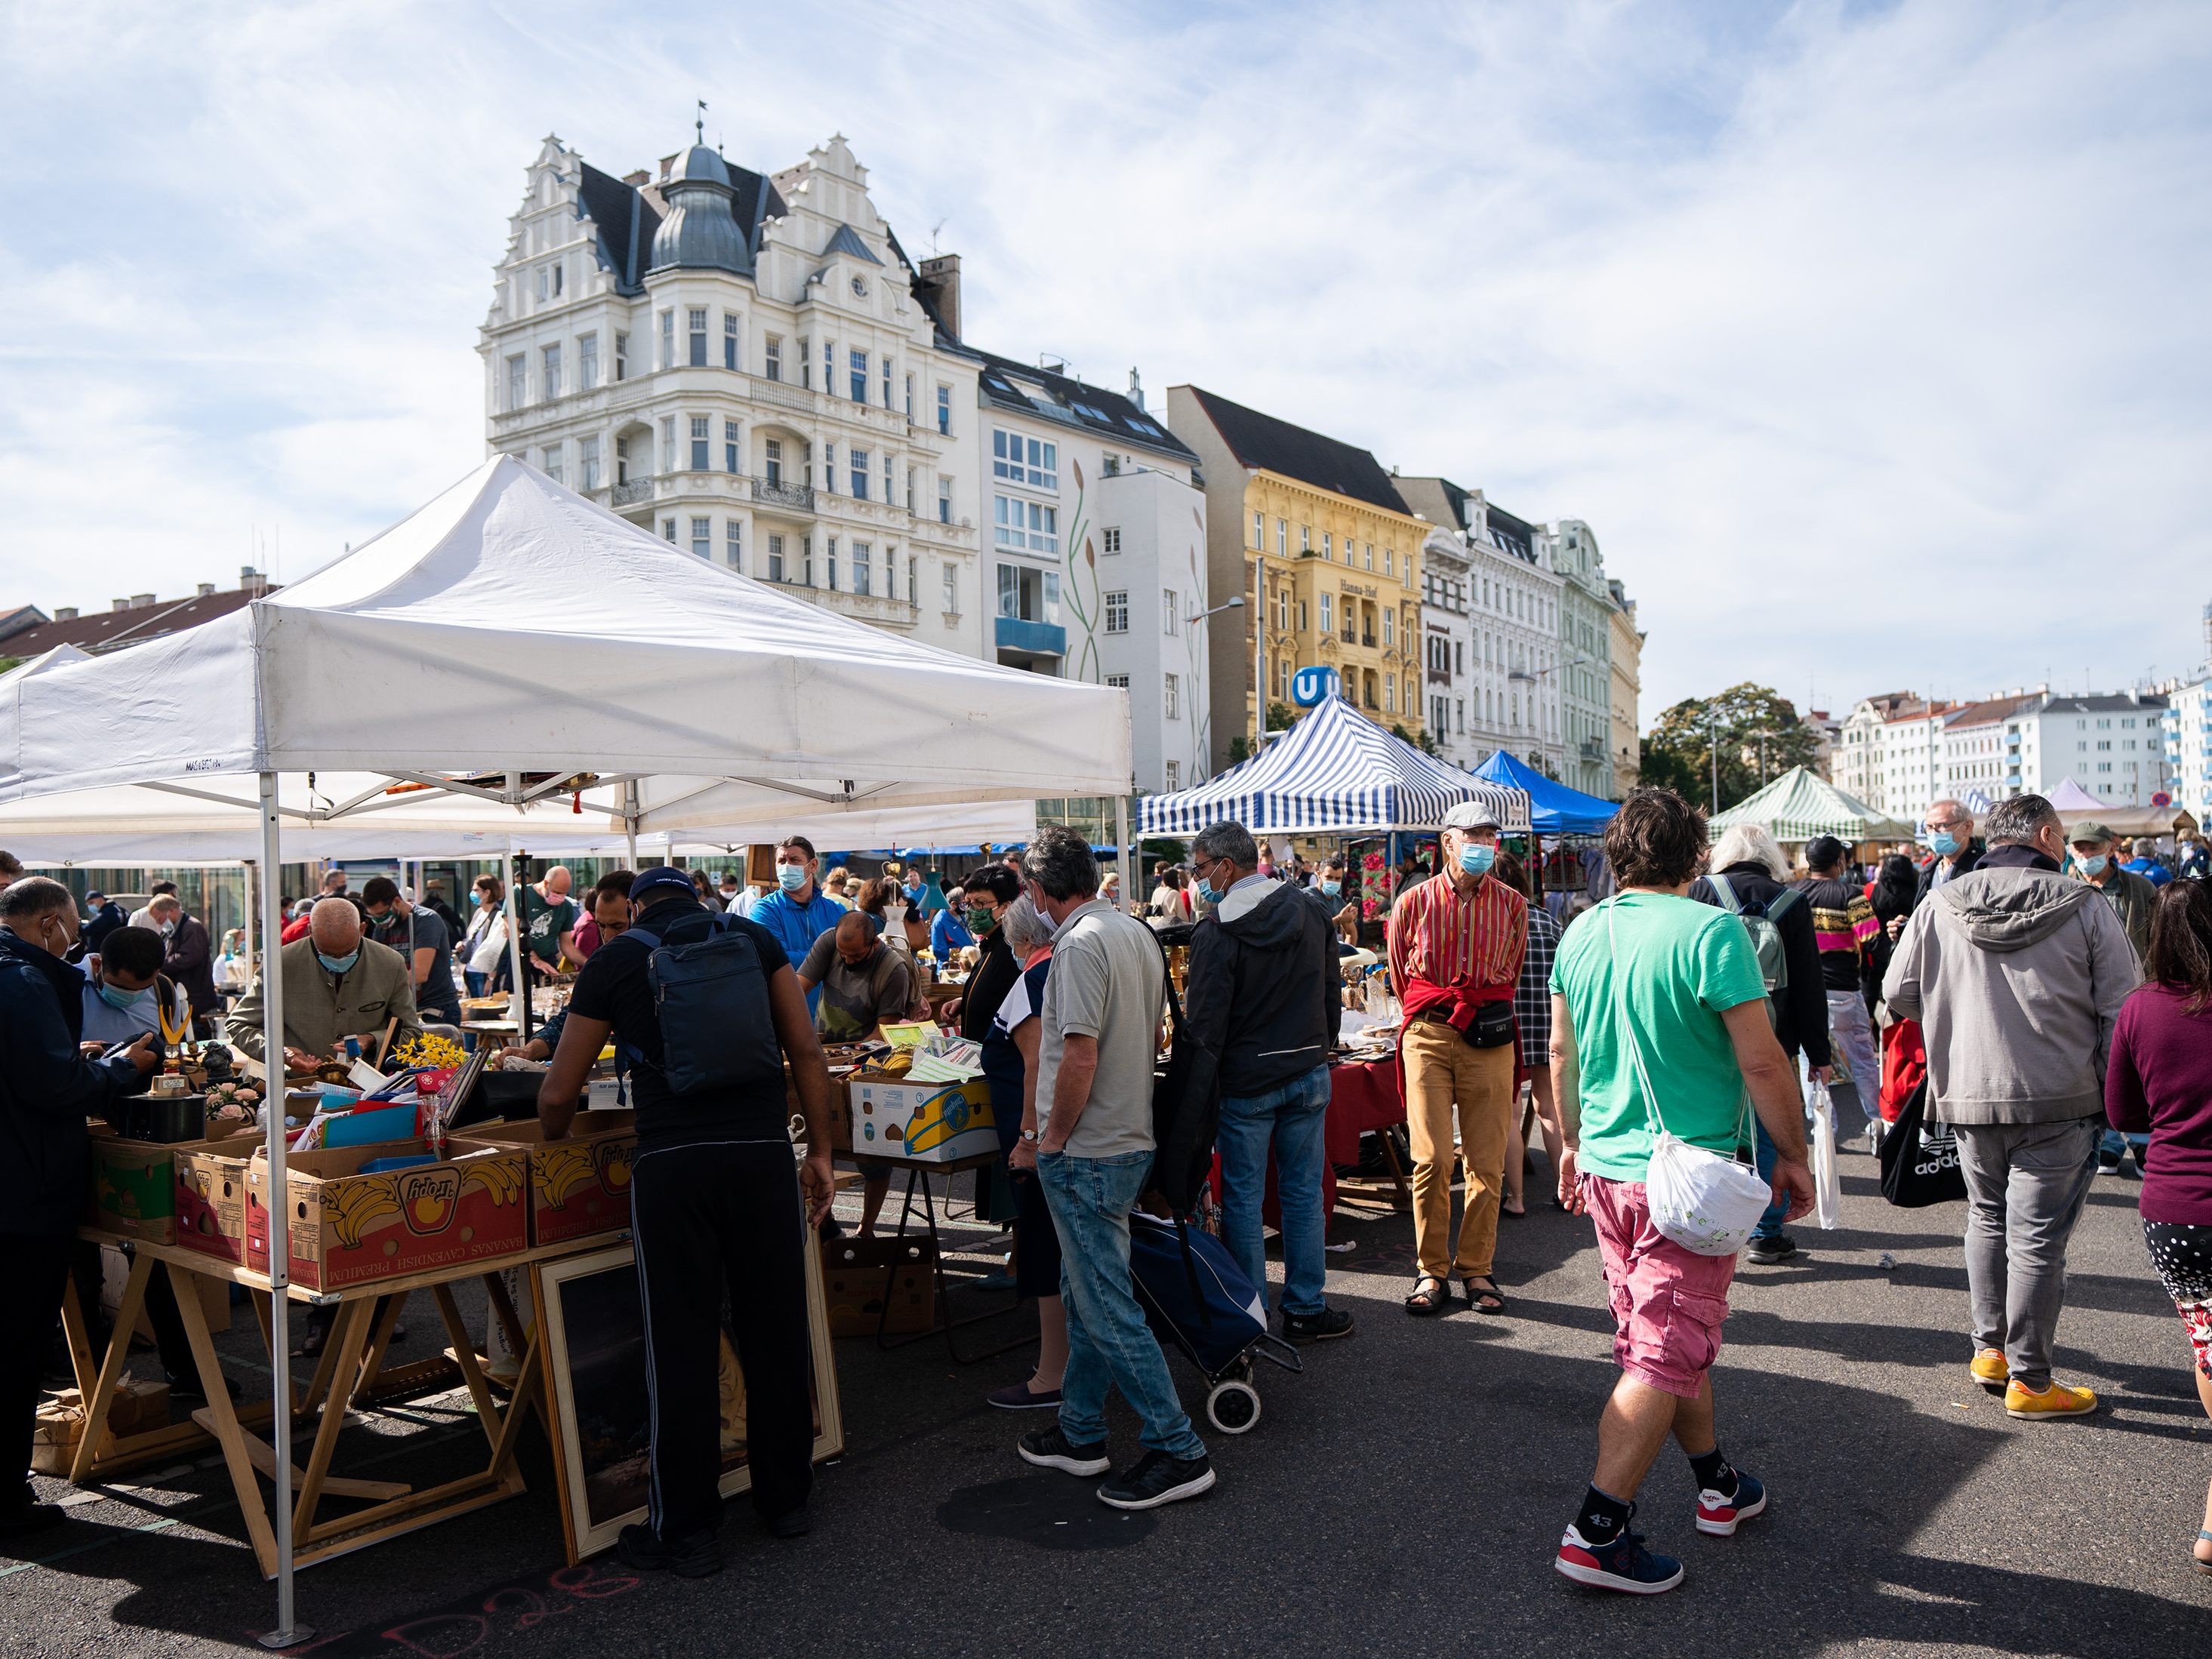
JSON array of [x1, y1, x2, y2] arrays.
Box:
[[611, 477, 657, 508], [994, 615, 1067, 657], [753, 478, 816, 512]]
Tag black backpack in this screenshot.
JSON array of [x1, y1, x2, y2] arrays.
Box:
[[624, 916, 784, 1098]]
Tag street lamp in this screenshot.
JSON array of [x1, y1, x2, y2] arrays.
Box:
[[1188, 596, 1244, 623]]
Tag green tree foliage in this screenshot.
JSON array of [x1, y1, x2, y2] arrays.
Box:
[[1641, 683, 1818, 812]]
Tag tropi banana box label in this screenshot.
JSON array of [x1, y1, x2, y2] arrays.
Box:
[[245, 1145, 528, 1290]]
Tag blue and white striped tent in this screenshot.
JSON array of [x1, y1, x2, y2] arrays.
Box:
[[1138, 694, 1530, 837]]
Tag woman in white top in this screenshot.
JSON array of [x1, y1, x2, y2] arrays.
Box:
[[461, 875, 510, 996]]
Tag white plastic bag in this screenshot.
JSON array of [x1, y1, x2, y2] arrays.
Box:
[[1808, 1080, 1841, 1230]]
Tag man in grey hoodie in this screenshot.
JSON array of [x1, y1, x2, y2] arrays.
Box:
[[1883, 793, 2138, 1420]]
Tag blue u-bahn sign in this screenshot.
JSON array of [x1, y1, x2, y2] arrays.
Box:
[[1291, 666, 1341, 708]]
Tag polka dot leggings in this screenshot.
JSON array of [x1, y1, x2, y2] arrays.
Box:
[[2143, 1220, 2212, 1380]]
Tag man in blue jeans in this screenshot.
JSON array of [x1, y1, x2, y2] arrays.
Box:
[[1012, 824, 1215, 1511], [1180, 820, 1352, 1341]]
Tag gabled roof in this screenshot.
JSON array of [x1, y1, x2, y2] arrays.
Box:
[[1945, 694, 2032, 729], [2, 586, 275, 659], [972, 352, 1196, 462], [821, 223, 881, 265], [1175, 387, 1411, 516]]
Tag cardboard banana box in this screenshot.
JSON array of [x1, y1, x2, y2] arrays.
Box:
[[244, 1138, 529, 1291], [89, 1125, 261, 1245], [448, 1110, 636, 1247], [172, 1134, 265, 1263]]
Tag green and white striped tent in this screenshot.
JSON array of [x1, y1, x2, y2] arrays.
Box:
[[1706, 766, 1914, 844]]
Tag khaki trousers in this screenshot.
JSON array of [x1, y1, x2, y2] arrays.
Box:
[[1402, 1020, 1517, 1281]]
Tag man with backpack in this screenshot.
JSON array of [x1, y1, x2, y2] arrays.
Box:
[[538, 866, 836, 1577], [1692, 825, 1831, 1265], [1796, 835, 1880, 1150], [1179, 820, 1351, 1342]]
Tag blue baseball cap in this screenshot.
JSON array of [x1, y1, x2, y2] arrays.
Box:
[[629, 866, 699, 903]]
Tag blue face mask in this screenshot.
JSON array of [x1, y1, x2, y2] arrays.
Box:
[[2075, 853, 2109, 877], [316, 948, 360, 975], [1320, 880, 1342, 897], [1928, 831, 1959, 858], [1459, 842, 1496, 877], [776, 863, 809, 893], [97, 980, 148, 1011]]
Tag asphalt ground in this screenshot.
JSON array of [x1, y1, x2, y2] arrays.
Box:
[[7, 1142, 2210, 1657]]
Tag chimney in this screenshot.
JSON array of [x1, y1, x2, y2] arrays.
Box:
[[1128, 368, 1145, 411], [196, 582, 214, 598], [54, 607, 76, 622], [623, 169, 649, 187], [240, 565, 266, 596], [917, 254, 961, 341], [658, 152, 678, 181], [112, 598, 129, 613], [131, 592, 156, 609]]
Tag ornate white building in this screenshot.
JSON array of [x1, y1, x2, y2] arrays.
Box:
[[480, 133, 984, 657], [1547, 519, 1615, 800]]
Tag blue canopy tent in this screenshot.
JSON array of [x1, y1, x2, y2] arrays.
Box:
[[1471, 749, 1619, 835]]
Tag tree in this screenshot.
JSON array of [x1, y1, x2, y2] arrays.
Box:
[[1641, 683, 1819, 813], [1391, 722, 1441, 758]]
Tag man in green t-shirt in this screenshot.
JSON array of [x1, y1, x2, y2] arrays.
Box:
[[1547, 789, 1813, 1597], [519, 866, 578, 979]]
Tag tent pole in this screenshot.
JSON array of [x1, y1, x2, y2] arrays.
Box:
[[242, 860, 257, 986], [1113, 794, 1133, 915], [624, 779, 639, 868], [256, 771, 309, 1648], [505, 842, 531, 1045]]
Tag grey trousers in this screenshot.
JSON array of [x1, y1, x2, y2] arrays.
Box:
[[1952, 1117, 2101, 1391]]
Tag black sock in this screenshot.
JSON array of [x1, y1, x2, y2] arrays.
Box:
[[1576, 1485, 1631, 1544], [1688, 1446, 1736, 1497]]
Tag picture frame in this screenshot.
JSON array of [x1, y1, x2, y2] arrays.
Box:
[[531, 1217, 843, 1563]]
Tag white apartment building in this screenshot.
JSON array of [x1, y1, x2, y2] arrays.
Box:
[[1939, 697, 2029, 800], [2168, 676, 2211, 822], [1835, 691, 1921, 807], [480, 133, 984, 657], [1547, 519, 1615, 800], [1394, 477, 1566, 775], [971, 356, 1209, 793], [2001, 691, 2171, 806]]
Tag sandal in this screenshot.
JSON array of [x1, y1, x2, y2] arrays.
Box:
[[1404, 1274, 1450, 1317], [2196, 1530, 2212, 1576], [1500, 1198, 1527, 1220], [1462, 1276, 1508, 1316]]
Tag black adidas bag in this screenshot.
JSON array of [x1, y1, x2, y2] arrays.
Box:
[[626, 917, 785, 1098], [1878, 1079, 1966, 1207]]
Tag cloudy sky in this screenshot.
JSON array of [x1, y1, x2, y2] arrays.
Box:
[[2, 0, 2206, 720]]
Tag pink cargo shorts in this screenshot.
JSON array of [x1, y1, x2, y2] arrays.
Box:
[[1584, 1174, 1739, 1400]]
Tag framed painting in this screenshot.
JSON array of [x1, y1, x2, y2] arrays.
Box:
[[532, 1220, 843, 1563]]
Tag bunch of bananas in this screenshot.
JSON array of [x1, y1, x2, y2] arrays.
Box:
[[326, 1179, 401, 1249], [396, 1033, 467, 1071], [461, 1155, 524, 1207]]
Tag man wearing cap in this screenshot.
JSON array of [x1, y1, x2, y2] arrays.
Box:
[[81, 890, 127, 957], [1795, 836, 1881, 1147], [1387, 802, 1528, 1317], [2068, 820, 2155, 965], [538, 866, 836, 1579]]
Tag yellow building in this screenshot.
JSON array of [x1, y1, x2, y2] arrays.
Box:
[[1167, 386, 1425, 770]]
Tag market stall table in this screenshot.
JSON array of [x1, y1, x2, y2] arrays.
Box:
[[835, 1147, 1025, 1359]]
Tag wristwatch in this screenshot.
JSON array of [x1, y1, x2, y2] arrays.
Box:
[[1020, 1129, 1040, 1143]]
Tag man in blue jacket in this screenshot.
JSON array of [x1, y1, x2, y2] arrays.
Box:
[[0, 877, 159, 1535], [747, 838, 845, 1017]]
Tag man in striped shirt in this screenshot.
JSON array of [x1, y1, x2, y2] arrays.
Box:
[[1388, 802, 1529, 1316]]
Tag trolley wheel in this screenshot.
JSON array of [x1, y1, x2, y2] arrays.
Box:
[[1206, 1378, 1262, 1435]]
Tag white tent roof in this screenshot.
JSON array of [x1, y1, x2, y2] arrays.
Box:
[[0, 457, 1130, 815]]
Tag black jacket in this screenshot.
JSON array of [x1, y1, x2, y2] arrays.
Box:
[[1180, 880, 1342, 1101], [165, 913, 217, 1018], [1915, 843, 1985, 906], [0, 929, 146, 1236], [1690, 863, 1832, 1067], [82, 900, 126, 956]]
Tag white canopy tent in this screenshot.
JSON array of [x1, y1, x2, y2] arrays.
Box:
[[0, 457, 1126, 1641]]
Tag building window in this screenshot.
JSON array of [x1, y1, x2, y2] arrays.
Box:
[[763, 335, 783, 381], [541, 443, 564, 485], [725, 420, 741, 474], [764, 439, 783, 486], [882, 355, 893, 409], [614, 332, 628, 381], [1103, 527, 1121, 554], [904, 372, 916, 419], [991, 429, 1058, 489], [938, 475, 954, 524], [942, 564, 959, 613], [659, 416, 676, 473], [821, 340, 834, 392], [690, 516, 711, 560], [1276, 519, 1287, 556], [661, 517, 676, 542], [578, 331, 598, 390], [994, 494, 1058, 554], [723, 312, 740, 371], [849, 348, 868, 403], [768, 534, 786, 583], [688, 308, 708, 367], [1104, 590, 1129, 633], [1382, 611, 1394, 647], [1164, 673, 1180, 721], [689, 416, 710, 472], [1385, 673, 1397, 713], [1162, 588, 1178, 636], [826, 537, 838, 592], [937, 383, 952, 435], [504, 354, 525, 411], [1320, 592, 1334, 633], [997, 562, 1061, 625], [799, 336, 811, 389], [1300, 525, 1311, 553], [1323, 532, 1332, 560], [822, 442, 836, 494], [852, 541, 872, 595], [579, 434, 600, 491], [725, 520, 742, 569], [1107, 673, 1130, 690], [850, 448, 870, 500], [1384, 548, 1394, 577], [906, 553, 917, 605], [658, 309, 674, 370], [883, 451, 893, 502], [1166, 760, 1181, 789], [1251, 511, 1262, 549]]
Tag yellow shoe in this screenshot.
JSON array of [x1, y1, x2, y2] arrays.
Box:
[[1968, 1349, 2010, 1390], [2004, 1378, 2098, 1420]]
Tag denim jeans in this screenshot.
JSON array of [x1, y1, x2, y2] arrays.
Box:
[[1037, 1149, 1205, 1461], [1217, 1065, 1332, 1316], [464, 970, 488, 998], [1752, 1119, 1787, 1240]]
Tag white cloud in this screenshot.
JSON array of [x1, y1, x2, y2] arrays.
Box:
[[0, 0, 2204, 719]]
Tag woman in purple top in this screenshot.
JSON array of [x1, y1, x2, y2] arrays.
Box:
[[2105, 878, 2212, 1575]]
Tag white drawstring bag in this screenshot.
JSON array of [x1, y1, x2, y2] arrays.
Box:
[[1607, 902, 1774, 1257], [1807, 1079, 1841, 1230]]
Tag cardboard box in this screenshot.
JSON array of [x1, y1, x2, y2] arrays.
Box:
[[845, 1076, 996, 1164], [174, 1135, 262, 1264], [89, 1125, 261, 1245], [821, 1236, 936, 1337], [32, 1380, 171, 1473], [245, 1138, 530, 1292], [448, 1110, 636, 1247]]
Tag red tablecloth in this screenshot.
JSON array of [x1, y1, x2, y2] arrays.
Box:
[[1207, 1055, 1406, 1236]]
